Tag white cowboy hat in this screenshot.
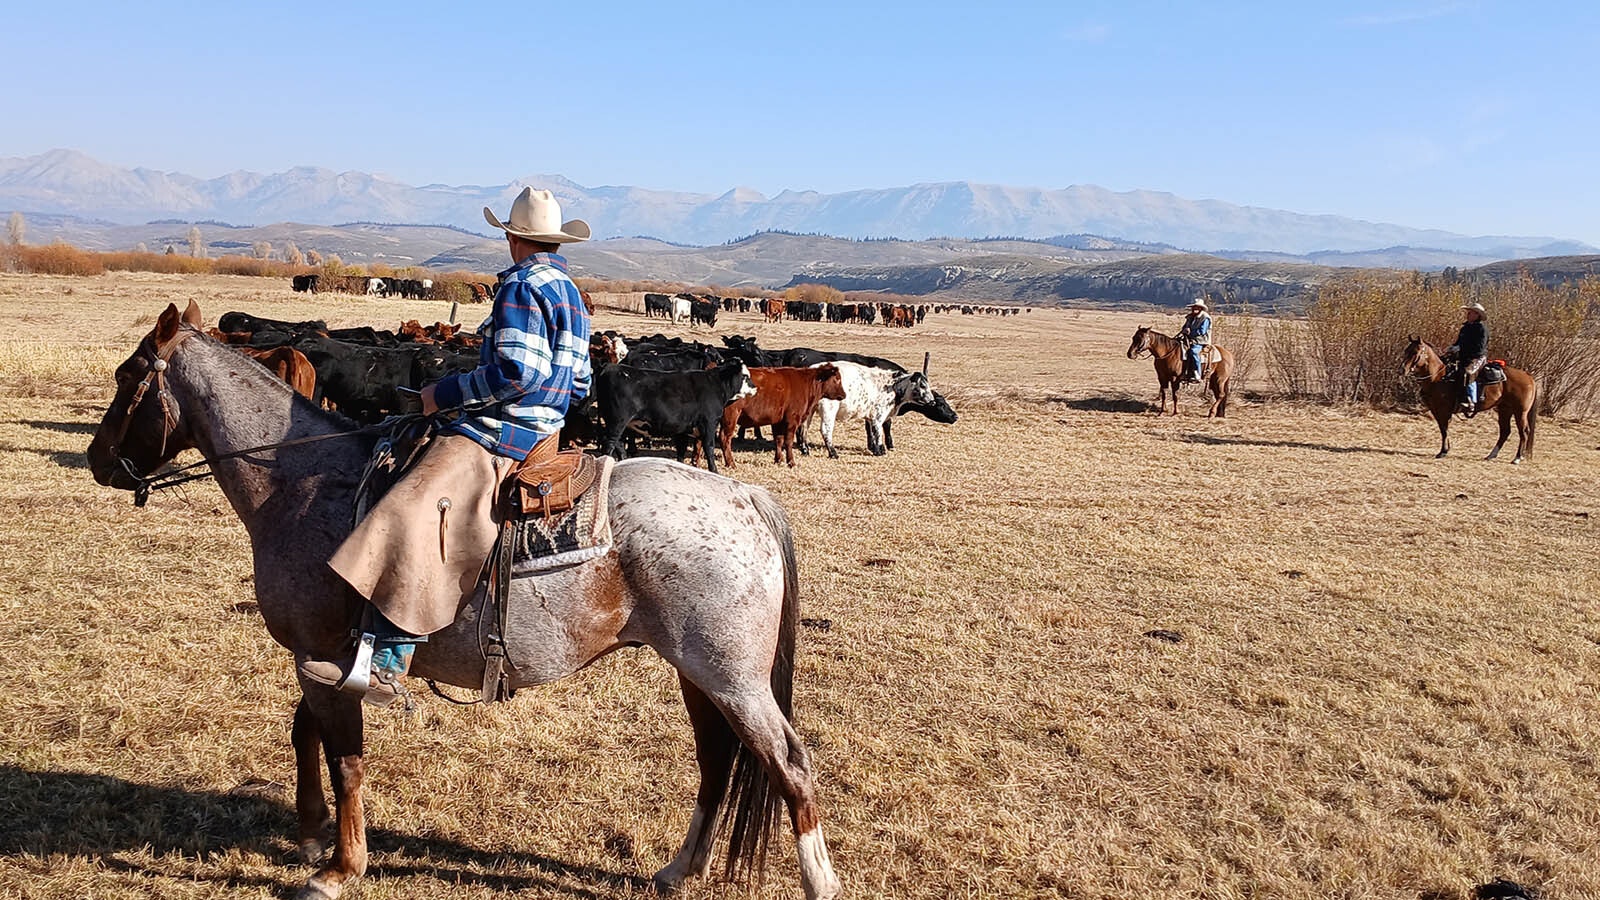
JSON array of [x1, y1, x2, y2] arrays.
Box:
[[1461, 302, 1486, 315], [483, 187, 591, 243], [1187, 298, 1208, 310]]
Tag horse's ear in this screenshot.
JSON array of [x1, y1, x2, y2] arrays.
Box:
[[1408, 333, 1419, 343], [181, 299, 203, 329], [154, 303, 182, 344]]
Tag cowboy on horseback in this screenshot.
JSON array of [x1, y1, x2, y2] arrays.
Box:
[[1177, 298, 1212, 384], [1442, 302, 1488, 416], [300, 187, 593, 705]]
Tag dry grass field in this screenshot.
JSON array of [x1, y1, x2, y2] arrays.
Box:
[[2, 271, 1598, 900]]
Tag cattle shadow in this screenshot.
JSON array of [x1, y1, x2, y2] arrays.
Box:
[[0, 443, 91, 469], [19, 419, 100, 435], [1178, 433, 1411, 457], [0, 765, 644, 898], [1045, 392, 1158, 414]]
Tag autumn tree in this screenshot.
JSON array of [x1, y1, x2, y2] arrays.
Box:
[[284, 241, 305, 266], [252, 241, 273, 260], [6, 212, 23, 246], [187, 226, 205, 258]]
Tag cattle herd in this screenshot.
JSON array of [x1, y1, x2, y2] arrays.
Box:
[[291, 274, 494, 303], [207, 310, 959, 470]]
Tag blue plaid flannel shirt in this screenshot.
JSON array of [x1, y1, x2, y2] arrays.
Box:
[[430, 252, 591, 459]]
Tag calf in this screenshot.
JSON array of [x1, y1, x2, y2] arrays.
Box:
[[764, 299, 785, 323], [670, 296, 692, 325], [595, 363, 755, 472], [718, 365, 846, 468], [237, 345, 318, 401]]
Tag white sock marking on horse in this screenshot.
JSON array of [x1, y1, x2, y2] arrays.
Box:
[[797, 825, 842, 900]]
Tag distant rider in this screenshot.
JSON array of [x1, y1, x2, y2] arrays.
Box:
[[1177, 298, 1212, 384], [1444, 302, 1488, 415]]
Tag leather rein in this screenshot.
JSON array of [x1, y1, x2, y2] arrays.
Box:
[[108, 328, 392, 507]]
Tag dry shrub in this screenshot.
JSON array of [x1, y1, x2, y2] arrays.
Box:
[[15, 242, 105, 276], [1211, 307, 1263, 389], [101, 251, 212, 275], [1264, 271, 1600, 417], [784, 283, 845, 304]]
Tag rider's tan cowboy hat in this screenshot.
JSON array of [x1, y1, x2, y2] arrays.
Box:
[[1187, 298, 1208, 311], [1461, 302, 1486, 316], [483, 187, 591, 243]]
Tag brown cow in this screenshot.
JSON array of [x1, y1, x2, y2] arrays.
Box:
[[716, 365, 846, 468], [237, 345, 318, 400], [763, 298, 785, 323]]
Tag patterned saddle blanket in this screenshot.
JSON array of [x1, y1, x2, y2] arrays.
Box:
[[504, 453, 614, 573]]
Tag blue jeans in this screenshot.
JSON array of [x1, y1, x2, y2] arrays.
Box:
[[1187, 345, 1204, 378]]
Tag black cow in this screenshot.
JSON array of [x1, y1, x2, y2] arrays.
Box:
[[643, 292, 672, 318], [291, 274, 319, 293], [218, 311, 328, 336], [595, 363, 754, 472], [290, 337, 472, 423], [690, 298, 719, 328]]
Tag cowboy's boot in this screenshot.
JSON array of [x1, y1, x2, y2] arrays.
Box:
[[300, 636, 415, 707]]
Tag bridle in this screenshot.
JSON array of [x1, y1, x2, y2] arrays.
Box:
[[105, 325, 406, 507], [1130, 329, 1174, 361], [1403, 342, 1443, 383], [105, 327, 195, 473]]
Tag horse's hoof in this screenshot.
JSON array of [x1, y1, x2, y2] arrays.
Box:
[[296, 873, 344, 900], [298, 838, 329, 866], [651, 872, 684, 895]]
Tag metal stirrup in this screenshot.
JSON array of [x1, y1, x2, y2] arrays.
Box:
[[340, 632, 378, 697]]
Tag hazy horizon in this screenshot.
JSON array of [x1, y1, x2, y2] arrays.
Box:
[[4, 1, 1597, 244]]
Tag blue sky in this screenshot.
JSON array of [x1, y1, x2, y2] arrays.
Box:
[[5, 1, 1597, 242]]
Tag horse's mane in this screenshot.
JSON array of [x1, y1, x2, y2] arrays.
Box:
[[189, 326, 357, 433]]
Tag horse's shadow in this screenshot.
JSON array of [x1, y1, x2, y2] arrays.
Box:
[[1179, 433, 1410, 456], [0, 764, 643, 898], [19, 419, 99, 435], [1044, 392, 1158, 414], [0, 443, 91, 469]]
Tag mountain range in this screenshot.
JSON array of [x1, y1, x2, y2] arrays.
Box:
[[3, 149, 1592, 260]]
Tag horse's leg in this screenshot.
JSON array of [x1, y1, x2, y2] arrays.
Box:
[[714, 690, 841, 900], [293, 697, 334, 864], [654, 675, 738, 892], [299, 691, 366, 900], [1487, 406, 1511, 460], [1434, 407, 1451, 458]]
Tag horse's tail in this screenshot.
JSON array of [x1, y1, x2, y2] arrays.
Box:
[[1526, 379, 1538, 459], [721, 485, 797, 883]]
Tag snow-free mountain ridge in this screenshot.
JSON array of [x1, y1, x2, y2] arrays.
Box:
[[0, 149, 1590, 259]]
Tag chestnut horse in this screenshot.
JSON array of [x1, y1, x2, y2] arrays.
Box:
[[1400, 337, 1537, 463], [85, 302, 841, 900], [1126, 326, 1233, 417]]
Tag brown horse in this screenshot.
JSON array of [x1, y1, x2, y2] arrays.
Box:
[[1126, 326, 1233, 417], [1400, 337, 1537, 463], [85, 302, 842, 900]]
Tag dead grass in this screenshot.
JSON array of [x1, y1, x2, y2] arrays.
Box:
[[2, 271, 1599, 899]]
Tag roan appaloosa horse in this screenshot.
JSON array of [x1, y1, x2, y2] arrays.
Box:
[[85, 302, 842, 900], [1400, 337, 1537, 463], [1126, 326, 1233, 417]]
